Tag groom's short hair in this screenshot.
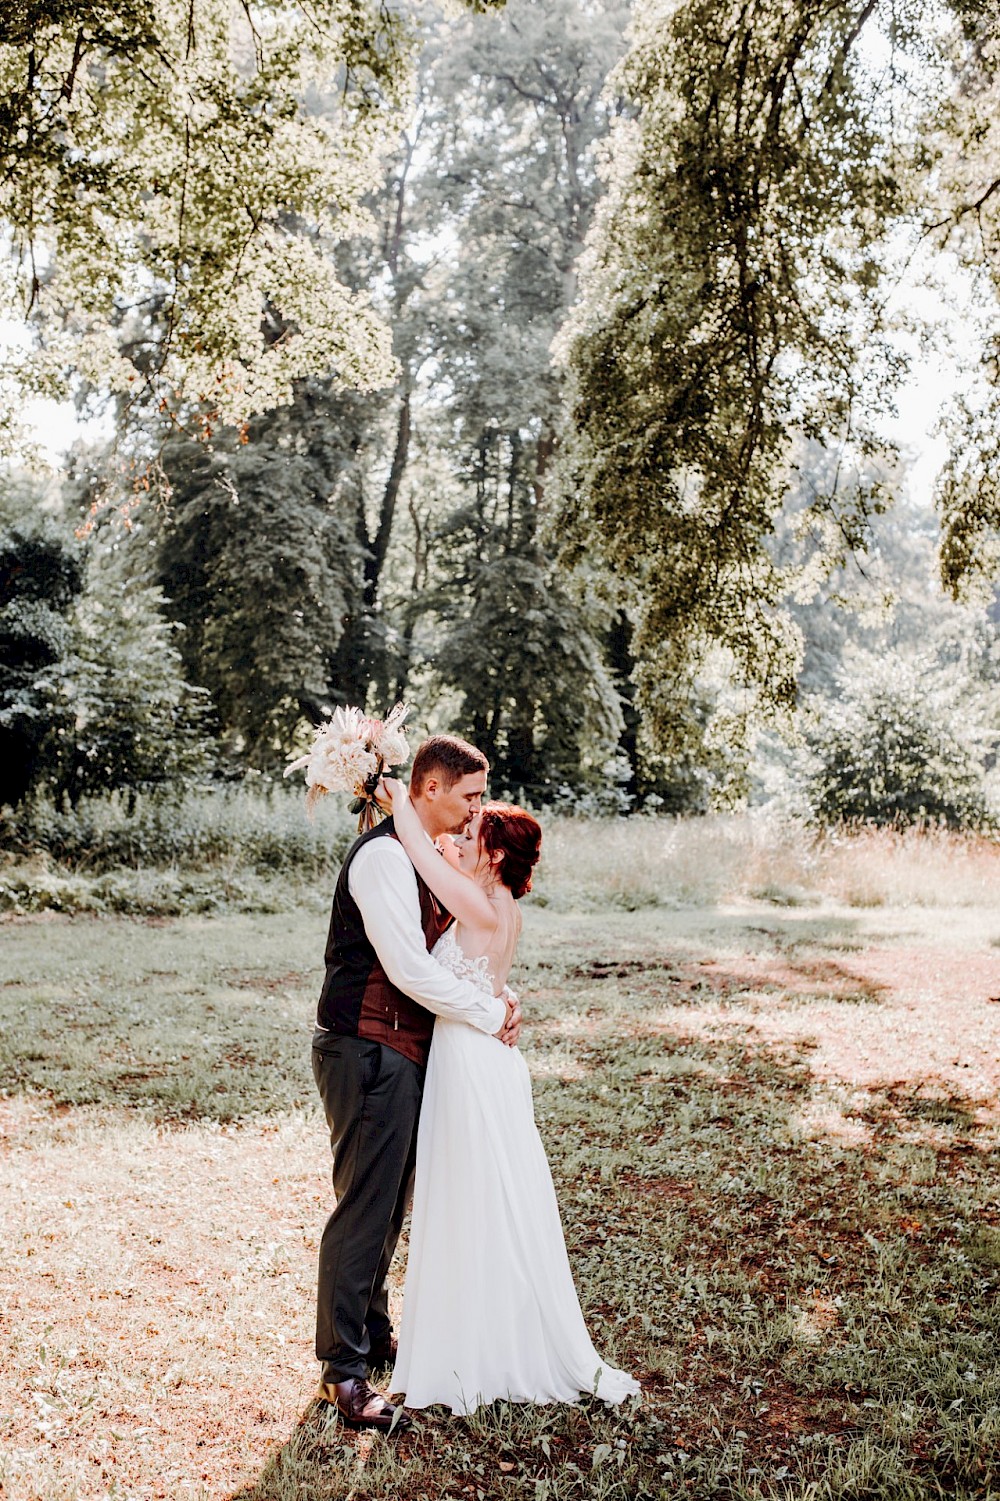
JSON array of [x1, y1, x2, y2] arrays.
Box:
[[410, 735, 488, 794]]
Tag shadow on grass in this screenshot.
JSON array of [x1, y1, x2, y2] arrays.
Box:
[[562, 950, 890, 1007], [537, 1004, 997, 1499], [227, 1401, 336, 1501], [228, 1392, 668, 1501], [225, 1005, 998, 1501]]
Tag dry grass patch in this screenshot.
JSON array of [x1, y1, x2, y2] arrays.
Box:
[[534, 816, 1000, 914], [0, 1101, 324, 1500]]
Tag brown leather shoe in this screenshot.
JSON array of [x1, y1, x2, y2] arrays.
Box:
[[367, 1333, 398, 1370], [318, 1376, 411, 1434]]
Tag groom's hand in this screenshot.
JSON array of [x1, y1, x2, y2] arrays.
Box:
[[495, 988, 522, 1048]]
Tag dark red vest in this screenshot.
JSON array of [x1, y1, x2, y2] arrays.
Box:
[[316, 818, 452, 1066]]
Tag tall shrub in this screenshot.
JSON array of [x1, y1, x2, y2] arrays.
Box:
[[804, 650, 996, 829]]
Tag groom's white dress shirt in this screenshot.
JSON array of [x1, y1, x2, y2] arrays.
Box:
[[346, 836, 507, 1036]]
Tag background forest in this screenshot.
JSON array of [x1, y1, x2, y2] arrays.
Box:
[[2, 0, 1000, 904]]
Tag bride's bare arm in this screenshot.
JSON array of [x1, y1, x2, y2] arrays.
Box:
[[384, 780, 498, 931]]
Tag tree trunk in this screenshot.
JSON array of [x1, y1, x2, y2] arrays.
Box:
[[505, 708, 536, 796], [607, 611, 640, 802], [505, 431, 520, 547], [532, 429, 556, 510], [365, 388, 411, 609], [391, 491, 429, 703]]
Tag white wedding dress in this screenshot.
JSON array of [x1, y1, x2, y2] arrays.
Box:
[[391, 926, 640, 1415]]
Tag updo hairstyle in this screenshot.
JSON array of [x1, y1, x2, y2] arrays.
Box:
[[477, 803, 542, 900]]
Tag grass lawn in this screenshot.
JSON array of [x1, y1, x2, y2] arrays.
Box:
[[1, 892, 999, 1500]]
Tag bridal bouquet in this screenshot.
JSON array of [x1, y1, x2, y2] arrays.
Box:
[[284, 702, 410, 832]]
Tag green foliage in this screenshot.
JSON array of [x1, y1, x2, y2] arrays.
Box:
[[803, 648, 998, 830], [419, 0, 628, 434], [0, 518, 83, 806], [0, 476, 212, 805], [47, 550, 214, 802], [0, 0, 419, 446], [555, 0, 935, 747], [756, 440, 1000, 826], [431, 496, 623, 797], [14, 0, 1000, 816], [156, 386, 369, 766], [0, 862, 302, 917], [931, 4, 1000, 594], [773, 444, 929, 701], [938, 389, 1000, 597], [2, 781, 354, 877]]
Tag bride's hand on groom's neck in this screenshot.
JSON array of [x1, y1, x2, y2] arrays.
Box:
[[375, 776, 403, 814]]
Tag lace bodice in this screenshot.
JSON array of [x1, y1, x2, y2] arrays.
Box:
[[432, 926, 498, 998]]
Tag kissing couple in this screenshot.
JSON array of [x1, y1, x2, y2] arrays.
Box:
[[310, 733, 640, 1431]]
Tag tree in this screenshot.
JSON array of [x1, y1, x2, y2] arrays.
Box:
[[803, 646, 997, 829], [0, 518, 82, 805], [750, 436, 1000, 816], [771, 440, 931, 698], [146, 87, 444, 745], [931, 0, 1000, 595], [0, 495, 209, 805], [0, 0, 501, 449], [427, 467, 623, 800], [396, 0, 630, 794], [555, 0, 995, 757], [155, 382, 367, 767], [47, 544, 213, 802]]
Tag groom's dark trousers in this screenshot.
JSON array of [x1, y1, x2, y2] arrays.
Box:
[[312, 1036, 423, 1381], [312, 818, 450, 1384]]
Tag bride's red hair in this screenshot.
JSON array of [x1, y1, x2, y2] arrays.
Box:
[[477, 803, 542, 900]]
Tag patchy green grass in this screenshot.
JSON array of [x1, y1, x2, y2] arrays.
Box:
[[1, 898, 999, 1500], [0, 912, 321, 1119]]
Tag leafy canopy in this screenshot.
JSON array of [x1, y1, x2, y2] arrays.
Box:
[[556, 0, 997, 746], [0, 0, 496, 447]]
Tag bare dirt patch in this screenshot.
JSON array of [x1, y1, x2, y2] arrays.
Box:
[[629, 945, 1000, 1121], [0, 1099, 330, 1500]]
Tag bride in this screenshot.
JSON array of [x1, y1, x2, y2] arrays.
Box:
[[380, 777, 640, 1415]]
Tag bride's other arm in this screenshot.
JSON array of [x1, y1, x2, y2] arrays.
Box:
[[383, 778, 498, 932]]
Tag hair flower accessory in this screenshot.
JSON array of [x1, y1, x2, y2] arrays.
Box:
[[284, 702, 410, 831]]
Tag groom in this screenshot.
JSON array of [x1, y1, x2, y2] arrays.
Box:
[[311, 734, 521, 1433]]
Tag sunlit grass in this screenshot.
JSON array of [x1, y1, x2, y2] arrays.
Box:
[[1, 894, 998, 1498]]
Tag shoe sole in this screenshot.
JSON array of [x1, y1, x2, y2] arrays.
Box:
[[338, 1412, 412, 1434]]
